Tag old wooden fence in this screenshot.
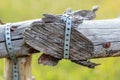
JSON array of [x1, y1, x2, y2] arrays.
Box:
[[1, 6, 120, 80]]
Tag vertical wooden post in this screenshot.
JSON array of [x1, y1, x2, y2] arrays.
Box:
[[4, 55, 32, 80]]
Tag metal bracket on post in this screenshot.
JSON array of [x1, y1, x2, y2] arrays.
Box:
[[5, 23, 19, 80], [61, 14, 72, 59]]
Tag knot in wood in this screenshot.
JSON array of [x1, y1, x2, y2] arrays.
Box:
[[102, 42, 111, 48]]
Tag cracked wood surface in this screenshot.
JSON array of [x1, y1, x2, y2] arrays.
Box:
[[0, 10, 120, 68], [23, 14, 120, 68]]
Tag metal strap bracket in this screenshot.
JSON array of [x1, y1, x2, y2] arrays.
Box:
[[5, 23, 19, 80], [61, 14, 72, 59]]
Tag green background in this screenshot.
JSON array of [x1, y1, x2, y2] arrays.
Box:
[[1, 0, 120, 80]]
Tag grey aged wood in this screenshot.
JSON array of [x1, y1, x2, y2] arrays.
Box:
[[4, 55, 32, 80], [76, 18, 120, 58], [1, 8, 120, 68], [0, 20, 39, 58], [23, 14, 120, 68], [0, 20, 39, 80]]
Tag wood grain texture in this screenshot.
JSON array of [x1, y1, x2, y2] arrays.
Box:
[[0, 9, 120, 68], [4, 55, 32, 80], [23, 14, 98, 68], [23, 14, 120, 68], [0, 20, 38, 80], [23, 14, 94, 61], [0, 22, 38, 58], [76, 18, 120, 58]]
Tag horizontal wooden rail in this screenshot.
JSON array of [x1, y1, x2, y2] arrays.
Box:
[[0, 13, 120, 68]]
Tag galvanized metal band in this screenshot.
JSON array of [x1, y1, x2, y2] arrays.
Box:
[[5, 23, 17, 61], [5, 23, 19, 80], [12, 63, 19, 80], [61, 15, 72, 59]]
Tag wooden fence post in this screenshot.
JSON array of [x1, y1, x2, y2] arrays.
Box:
[[4, 55, 32, 80]]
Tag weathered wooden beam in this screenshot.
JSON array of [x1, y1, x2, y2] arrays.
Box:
[[1, 12, 120, 68], [18, 13, 120, 68], [0, 19, 40, 58], [75, 18, 120, 58], [0, 20, 39, 80], [17, 17, 120, 59]]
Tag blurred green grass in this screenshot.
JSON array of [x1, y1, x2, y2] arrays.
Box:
[[1, 0, 120, 80]]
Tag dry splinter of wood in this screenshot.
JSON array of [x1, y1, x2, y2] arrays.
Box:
[[23, 6, 100, 68]]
